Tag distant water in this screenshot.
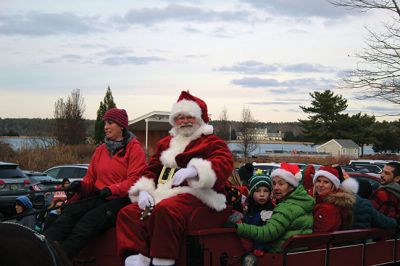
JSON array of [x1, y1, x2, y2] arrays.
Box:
[[1, 137, 375, 155], [227, 142, 375, 155], [0, 137, 56, 150]]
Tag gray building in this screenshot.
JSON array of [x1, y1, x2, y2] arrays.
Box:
[[316, 139, 360, 158]]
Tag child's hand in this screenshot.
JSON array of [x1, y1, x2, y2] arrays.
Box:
[[260, 210, 273, 222], [228, 211, 243, 223], [222, 221, 238, 229]]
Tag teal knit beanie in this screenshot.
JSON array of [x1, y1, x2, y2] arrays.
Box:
[[249, 175, 272, 195]]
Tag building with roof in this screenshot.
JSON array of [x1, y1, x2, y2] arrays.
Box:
[[316, 139, 360, 158], [127, 111, 171, 156], [236, 128, 283, 141]]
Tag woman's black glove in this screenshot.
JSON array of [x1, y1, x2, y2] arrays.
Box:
[[99, 187, 112, 198], [68, 181, 82, 192]]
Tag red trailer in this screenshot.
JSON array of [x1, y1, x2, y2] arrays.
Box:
[[77, 207, 400, 266], [1, 205, 398, 266]]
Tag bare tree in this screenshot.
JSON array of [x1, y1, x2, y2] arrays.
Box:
[[238, 107, 258, 160], [53, 89, 87, 145], [214, 106, 230, 140], [330, 0, 400, 105]]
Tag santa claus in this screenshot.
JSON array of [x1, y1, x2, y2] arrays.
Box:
[[116, 91, 234, 266]]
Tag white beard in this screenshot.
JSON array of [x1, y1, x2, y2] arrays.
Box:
[[175, 123, 200, 137]]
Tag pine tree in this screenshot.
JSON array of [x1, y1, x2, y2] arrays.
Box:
[[299, 90, 348, 143], [94, 86, 117, 144]]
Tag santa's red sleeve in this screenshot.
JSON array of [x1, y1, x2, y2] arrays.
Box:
[[186, 135, 233, 192]]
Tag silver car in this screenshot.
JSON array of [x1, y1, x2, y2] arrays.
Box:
[[44, 164, 89, 182]]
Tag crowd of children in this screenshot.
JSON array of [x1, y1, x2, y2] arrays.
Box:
[[13, 178, 71, 232], [227, 161, 399, 265]]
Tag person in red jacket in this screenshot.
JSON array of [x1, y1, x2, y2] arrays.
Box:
[[116, 91, 233, 266], [312, 166, 356, 233], [370, 161, 400, 221], [45, 108, 147, 258]]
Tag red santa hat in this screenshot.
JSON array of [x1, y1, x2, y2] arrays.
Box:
[[271, 162, 302, 187], [313, 166, 341, 190], [169, 91, 209, 126]]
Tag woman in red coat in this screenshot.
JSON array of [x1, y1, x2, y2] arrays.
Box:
[[312, 166, 356, 233], [45, 108, 147, 258]]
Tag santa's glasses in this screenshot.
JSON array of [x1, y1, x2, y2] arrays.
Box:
[[175, 115, 196, 122]]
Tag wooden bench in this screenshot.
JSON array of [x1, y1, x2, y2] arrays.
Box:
[[78, 207, 398, 266], [186, 228, 399, 266]]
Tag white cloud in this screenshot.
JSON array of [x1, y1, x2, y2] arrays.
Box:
[[0, 12, 101, 36], [0, 0, 395, 122]]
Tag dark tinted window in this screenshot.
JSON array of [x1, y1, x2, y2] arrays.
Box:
[[29, 175, 58, 183], [0, 165, 25, 179], [59, 167, 77, 179], [77, 168, 87, 179], [253, 165, 278, 175], [45, 168, 61, 178], [352, 164, 381, 174], [348, 174, 381, 191]]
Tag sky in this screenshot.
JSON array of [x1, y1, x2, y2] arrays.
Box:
[[0, 0, 398, 123]]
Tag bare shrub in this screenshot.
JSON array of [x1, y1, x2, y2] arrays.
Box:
[[0, 142, 16, 162], [8, 144, 95, 171]]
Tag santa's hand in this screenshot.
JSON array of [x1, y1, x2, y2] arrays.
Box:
[[172, 166, 198, 186], [138, 191, 154, 210]]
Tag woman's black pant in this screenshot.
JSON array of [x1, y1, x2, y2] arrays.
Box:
[[44, 196, 130, 258]]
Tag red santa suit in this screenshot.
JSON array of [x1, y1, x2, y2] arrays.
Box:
[[116, 91, 234, 261]]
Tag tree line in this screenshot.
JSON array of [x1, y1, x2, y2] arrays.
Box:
[[0, 118, 95, 137], [1, 87, 399, 157], [212, 90, 400, 158]]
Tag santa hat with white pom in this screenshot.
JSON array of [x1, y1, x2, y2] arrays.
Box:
[[271, 162, 302, 187]]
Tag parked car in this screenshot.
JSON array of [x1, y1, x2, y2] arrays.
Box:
[[349, 164, 383, 174], [348, 160, 387, 173], [0, 162, 32, 218], [23, 171, 61, 190], [252, 162, 280, 175], [291, 163, 321, 171], [347, 172, 381, 192], [44, 164, 89, 182]]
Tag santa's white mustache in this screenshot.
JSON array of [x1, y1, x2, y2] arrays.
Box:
[[178, 123, 193, 128]]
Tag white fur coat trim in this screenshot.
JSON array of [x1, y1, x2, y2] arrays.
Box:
[[341, 177, 359, 194], [187, 158, 217, 189], [160, 124, 213, 167], [129, 177, 226, 211]]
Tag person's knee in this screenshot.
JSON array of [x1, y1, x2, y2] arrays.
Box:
[[153, 201, 173, 217], [116, 204, 142, 226]]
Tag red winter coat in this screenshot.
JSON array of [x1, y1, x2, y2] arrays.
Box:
[[79, 137, 147, 199], [313, 190, 355, 233]]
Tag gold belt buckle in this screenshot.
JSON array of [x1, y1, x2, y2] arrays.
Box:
[[158, 166, 177, 184]]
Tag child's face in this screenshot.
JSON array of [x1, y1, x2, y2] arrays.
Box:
[[253, 186, 270, 205], [15, 204, 24, 214]]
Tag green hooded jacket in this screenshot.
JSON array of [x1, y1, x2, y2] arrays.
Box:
[[237, 185, 315, 253]]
